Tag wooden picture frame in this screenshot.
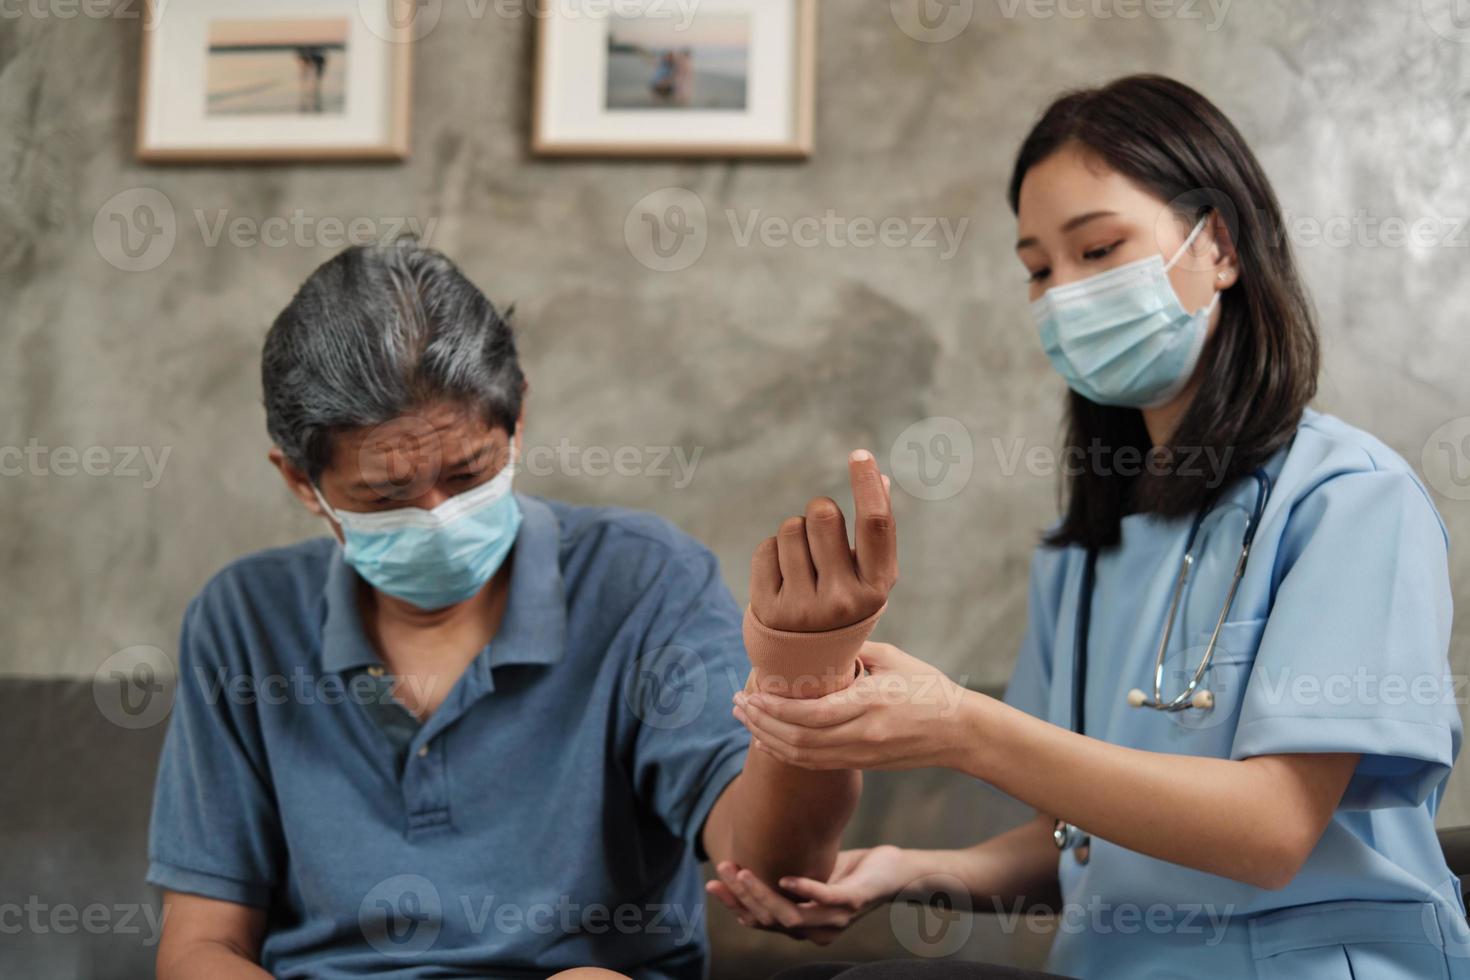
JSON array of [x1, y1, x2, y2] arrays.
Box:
[[136, 0, 412, 163], [533, 0, 817, 159]]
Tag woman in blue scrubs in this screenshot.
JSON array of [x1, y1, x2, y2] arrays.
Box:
[[712, 74, 1467, 979]]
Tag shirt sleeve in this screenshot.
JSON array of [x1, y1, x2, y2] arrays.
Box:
[[1004, 542, 1070, 722], [622, 546, 750, 858], [1231, 469, 1460, 810], [146, 594, 284, 907]]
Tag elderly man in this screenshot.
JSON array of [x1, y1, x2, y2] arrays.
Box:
[[147, 240, 896, 979]]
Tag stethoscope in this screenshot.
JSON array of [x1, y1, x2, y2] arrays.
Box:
[[1053, 469, 1273, 862]]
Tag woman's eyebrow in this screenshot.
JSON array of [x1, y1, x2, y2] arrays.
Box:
[[1015, 210, 1121, 251]]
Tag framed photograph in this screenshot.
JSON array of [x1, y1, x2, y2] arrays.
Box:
[[136, 0, 412, 163], [534, 0, 817, 159]]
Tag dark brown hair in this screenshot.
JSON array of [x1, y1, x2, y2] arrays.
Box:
[[1007, 74, 1319, 550]]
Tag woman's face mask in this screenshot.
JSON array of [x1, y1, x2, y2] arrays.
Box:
[[312, 444, 522, 610], [1028, 215, 1220, 409]]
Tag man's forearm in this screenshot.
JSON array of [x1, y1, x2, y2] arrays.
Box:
[[158, 942, 273, 980], [727, 749, 861, 885]]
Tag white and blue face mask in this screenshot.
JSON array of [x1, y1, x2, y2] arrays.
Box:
[[1029, 215, 1221, 409], [312, 445, 522, 610]]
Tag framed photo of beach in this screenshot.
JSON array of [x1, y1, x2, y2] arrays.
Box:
[[136, 0, 412, 162], [533, 0, 817, 158]]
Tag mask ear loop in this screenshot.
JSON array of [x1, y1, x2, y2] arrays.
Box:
[[1163, 213, 1212, 272], [1162, 213, 1224, 318]]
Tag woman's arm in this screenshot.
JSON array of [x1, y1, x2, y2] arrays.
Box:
[[955, 695, 1358, 890], [734, 641, 1359, 890]]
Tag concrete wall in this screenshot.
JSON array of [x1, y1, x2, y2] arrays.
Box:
[[3, 0, 1469, 830]]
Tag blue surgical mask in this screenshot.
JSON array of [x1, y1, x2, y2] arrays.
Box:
[[1029, 215, 1221, 408], [312, 448, 522, 610]]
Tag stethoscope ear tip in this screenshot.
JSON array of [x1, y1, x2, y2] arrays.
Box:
[[1126, 688, 1148, 708], [1191, 689, 1215, 710]]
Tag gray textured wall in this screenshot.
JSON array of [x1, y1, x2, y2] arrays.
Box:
[[3, 0, 1469, 836]]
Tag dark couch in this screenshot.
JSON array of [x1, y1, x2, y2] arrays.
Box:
[[1, 676, 1055, 978]]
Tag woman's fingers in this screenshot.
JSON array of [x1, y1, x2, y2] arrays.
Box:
[[734, 700, 863, 756], [738, 685, 869, 728], [777, 875, 862, 909], [704, 880, 755, 928]]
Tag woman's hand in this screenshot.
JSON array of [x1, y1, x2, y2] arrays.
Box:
[[733, 640, 973, 771], [705, 846, 912, 945]]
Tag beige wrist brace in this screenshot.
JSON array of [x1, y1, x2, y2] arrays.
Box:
[[742, 602, 886, 698]]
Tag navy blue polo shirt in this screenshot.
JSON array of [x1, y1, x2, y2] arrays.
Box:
[[146, 495, 752, 979]]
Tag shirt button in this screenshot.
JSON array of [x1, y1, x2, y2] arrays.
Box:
[[367, 666, 385, 678], [417, 744, 429, 758]]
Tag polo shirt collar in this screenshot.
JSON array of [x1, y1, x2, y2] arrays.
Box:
[[318, 494, 567, 677]]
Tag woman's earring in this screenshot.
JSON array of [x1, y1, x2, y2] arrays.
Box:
[[1217, 272, 1227, 281]]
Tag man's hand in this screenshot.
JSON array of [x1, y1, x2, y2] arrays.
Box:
[[706, 846, 912, 945], [750, 450, 897, 632]]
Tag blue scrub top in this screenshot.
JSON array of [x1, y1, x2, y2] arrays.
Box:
[[1005, 410, 1469, 979], [146, 495, 751, 979]]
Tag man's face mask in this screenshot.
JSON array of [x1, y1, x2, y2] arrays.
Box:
[[312, 443, 522, 610]]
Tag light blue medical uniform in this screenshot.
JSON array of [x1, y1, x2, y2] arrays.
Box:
[[1005, 410, 1468, 979]]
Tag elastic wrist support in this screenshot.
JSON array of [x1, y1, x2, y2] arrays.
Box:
[[742, 602, 886, 698]]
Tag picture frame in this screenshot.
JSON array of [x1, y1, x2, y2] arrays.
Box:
[[533, 0, 817, 159], [136, 0, 413, 163]]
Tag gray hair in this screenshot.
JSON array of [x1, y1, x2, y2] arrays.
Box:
[[262, 240, 524, 479]]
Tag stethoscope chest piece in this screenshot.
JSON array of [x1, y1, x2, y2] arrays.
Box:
[[1053, 819, 1091, 865]]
